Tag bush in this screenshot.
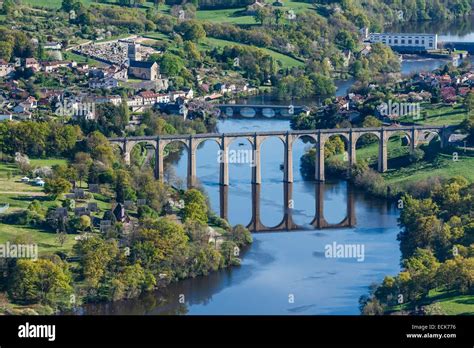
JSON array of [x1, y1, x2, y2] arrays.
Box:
[[353, 168, 387, 197], [408, 148, 425, 163]]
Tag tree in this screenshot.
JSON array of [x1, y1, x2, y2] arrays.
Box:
[[132, 217, 189, 277], [56, 231, 68, 247], [254, 7, 271, 25], [461, 115, 474, 146], [1, 0, 15, 15], [274, 8, 284, 26], [398, 195, 440, 259], [8, 259, 73, 308], [175, 20, 206, 42], [0, 41, 13, 61], [115, 169, 136, 203], [158, 53, 184, 76], [464, 91, 474, 115], [72, 152, 92, 187], [78, 215, 91, 233], [74, 236, 119, 288], [437, 257, 474, 294], [335, 30, 357, 51], [61, 0, 75, 12], [403, 248, 440, 300], [408, 148, 425, 163], [183, 189, 208, 224], [228, 225, 252, 247], [86, 131, 115, 167], [44, 178, 72, 200]]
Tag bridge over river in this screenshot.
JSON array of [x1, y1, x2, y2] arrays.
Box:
[[110, 125, 452, 185], [109, 125, 453, 232], [215, 104, 310, 119]]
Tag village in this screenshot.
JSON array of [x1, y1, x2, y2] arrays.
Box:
[[0, 36, 256, 124]]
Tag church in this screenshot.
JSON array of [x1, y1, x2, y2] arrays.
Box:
[[127, 43, 159, 81]]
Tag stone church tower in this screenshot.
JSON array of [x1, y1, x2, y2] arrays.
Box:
[[127, 43, 142, 62]]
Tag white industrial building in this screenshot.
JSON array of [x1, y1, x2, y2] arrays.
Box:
[[369, 33, 438, 51]]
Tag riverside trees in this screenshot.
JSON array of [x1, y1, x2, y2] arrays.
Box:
[[361, 178, 474, 314]]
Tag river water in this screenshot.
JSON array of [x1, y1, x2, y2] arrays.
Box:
[[82, 119, 401, 315], [80, 21, 474, 316]]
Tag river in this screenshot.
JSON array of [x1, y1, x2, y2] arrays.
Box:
[[81, 118, 401, 315], [79, 20, 474, 316]]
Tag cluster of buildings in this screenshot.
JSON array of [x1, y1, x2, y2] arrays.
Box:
[[369, 33, 438, 52], [412, 71, 474, 103], [329, 67, 474, 123]]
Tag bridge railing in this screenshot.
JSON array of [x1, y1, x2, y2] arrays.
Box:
[[109, 125, 448, 142]]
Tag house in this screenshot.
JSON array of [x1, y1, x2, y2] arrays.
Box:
[[89, 77, 119, 89], [34, 177, 45, 187], [113, 203, 129, 223], [94, 95, 122, 106], [24, 58, 40, 71], [246, 1, 267, 14], [43, 42, 62, 50], [458, 87, 472, 96], [139, 90, 160, 105], [170, 88, 193, 101], [127, 95, 144, 107], [360, 44, 372, 56], [13, 103, 31, 114], [128, 60, 159, 81], [41, 61, 70, 73], [0, 59, 13, 78], [76, 63, 89, 72], [437, 74, 452, 86], [89, 69, 105, 79], [14, 96, 38, 113], [105, 65, 128, 81]]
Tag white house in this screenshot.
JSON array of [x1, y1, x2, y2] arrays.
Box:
[[43, 42, 63, 50], [89, 77, 119, 89], [94, 95, 122, 106]]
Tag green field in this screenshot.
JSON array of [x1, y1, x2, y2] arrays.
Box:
[[389, 289, 474, 315], [0, 158, 112, 256], [427, 290, 474, 315], [196, 7, 255, 25], [196, 0, 314, 25], [331, 135, 474, 186], [384, 151, 474, 185], [202, 37, 304, 68], [0, 223, 76, 256], [144, 31, 304, 69], [22, 0, 96, 8], [400, 103, 469, 126]]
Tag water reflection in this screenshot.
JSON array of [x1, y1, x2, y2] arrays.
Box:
[[387, 16, 474, 39], [80, 180, 400, 315]]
